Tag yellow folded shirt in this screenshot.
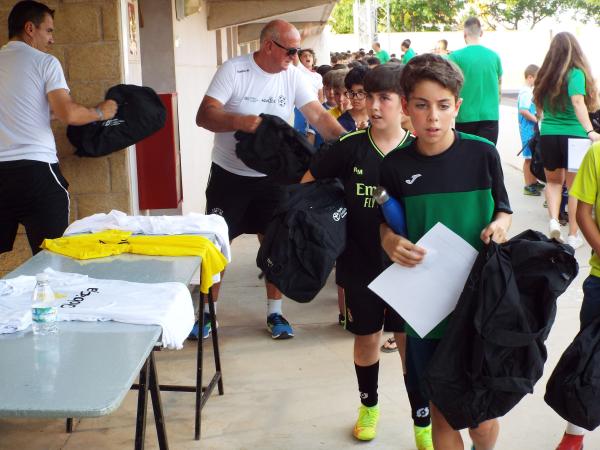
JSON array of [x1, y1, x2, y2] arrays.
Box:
[[41, 230, 227, 293]]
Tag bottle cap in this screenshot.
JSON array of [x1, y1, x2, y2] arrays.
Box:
[[373, 186, 389, 205], [36, 273, 49, 282]]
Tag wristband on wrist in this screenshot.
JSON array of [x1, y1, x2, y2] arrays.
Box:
[[586, 129, 595, 135], [95, 107, 104, 121]]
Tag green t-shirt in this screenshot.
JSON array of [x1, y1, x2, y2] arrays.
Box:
[[570, 141, 600, 277], [376, 49, 390, 64], [401, 47, 415, 64], [540, 68, 587, 137], [379, 132, 512, 339], [449, 45, 503, 123]]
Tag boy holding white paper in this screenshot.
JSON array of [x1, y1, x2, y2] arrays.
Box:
[[379, 53, 512, 450]]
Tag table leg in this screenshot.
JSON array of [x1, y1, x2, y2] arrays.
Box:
[[149, 353, 169, 450], [207, 288, 224, 395], [195, 294, 205, 441], [135, 357, 150, 450]]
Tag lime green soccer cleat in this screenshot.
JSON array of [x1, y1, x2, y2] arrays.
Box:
[[352, 404, 380, 441]]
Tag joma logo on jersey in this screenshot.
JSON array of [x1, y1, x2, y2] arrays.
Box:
[[353, 166, 363, 175]]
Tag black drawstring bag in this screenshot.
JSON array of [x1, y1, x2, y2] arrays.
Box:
[[423, 230, 578, 430], [545, 315, 600, 431], [67, 84, 166, 157], [257, 179, 347, 303]]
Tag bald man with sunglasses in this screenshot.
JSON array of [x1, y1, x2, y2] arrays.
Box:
[[196, 20, 345, 341]]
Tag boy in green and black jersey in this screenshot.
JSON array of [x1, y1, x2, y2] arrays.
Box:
[[379, 54, 512, 449], [302, 64, 432, 449]]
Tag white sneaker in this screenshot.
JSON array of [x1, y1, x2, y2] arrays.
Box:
[[567, 234, 584, 250], [549, 219, 563, 242]]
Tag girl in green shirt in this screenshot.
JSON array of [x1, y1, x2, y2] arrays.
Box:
[[533, 32, 600, 250]]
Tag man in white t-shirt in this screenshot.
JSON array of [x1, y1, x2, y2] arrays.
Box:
[[196, 19, 345, 340], [0, 1, 118, 256]]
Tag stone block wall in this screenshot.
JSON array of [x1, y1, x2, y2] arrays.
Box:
[[0, 0, 128, 276]]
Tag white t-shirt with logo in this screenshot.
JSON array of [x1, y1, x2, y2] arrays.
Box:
[[205, 53, 317, 177], [0, 41, 69, 164], [0, 269, 194, 350]]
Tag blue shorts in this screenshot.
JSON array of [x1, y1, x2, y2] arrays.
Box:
[[520, 129, 534, 159], [581, 275, 600, 330]]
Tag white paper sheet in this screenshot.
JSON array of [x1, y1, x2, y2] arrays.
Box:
[[368, 222, 478, 338], [568, 138, 592, 172]]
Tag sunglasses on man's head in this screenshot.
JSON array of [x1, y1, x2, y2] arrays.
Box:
[[272, 40, 301, 56]]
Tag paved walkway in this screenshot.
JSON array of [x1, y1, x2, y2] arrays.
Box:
[[0, 103, 597, 449]]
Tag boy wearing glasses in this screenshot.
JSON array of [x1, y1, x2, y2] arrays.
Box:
[[196, 20, 345, 341], [338, 66, 371, 132]]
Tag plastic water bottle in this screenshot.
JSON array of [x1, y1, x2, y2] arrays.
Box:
[[32, 273, 58, 335], [373, 186, 408, 237]]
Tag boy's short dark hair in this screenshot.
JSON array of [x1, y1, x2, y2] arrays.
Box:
[[524, 64, 539, 79], [8, 0, 54, 39], [347, 60, 362, 69], [366, 56, 380, 66], [332, 63, 348, 70], [331, 69, 350, 90], [316, 65, 332, 78], [401, 39, 411, 49], [364, 64, 404, 96], [344, 65, 370, 90], [389, 57, 401, 64], [322, 68, 337, 87], [400, 53, 464, 100], [464, 17, 482, 37]]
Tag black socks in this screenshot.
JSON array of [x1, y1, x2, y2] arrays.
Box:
[[404, 374, 431, 427], [355, 361, 379, 407]]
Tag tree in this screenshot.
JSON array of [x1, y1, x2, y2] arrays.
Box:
[[387, 0, 464, 32], [329, 0, 464, 33], [329, 0, 354, 34], [570, 0, 600, 23], [475, 0, 600, 30]]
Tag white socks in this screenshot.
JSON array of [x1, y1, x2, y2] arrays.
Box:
[[203, 302, 216, 315], [267, 298, 282, 316], [566, 422, 586, 435]]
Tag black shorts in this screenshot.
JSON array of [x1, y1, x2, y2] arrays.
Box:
[[205, 163, 286, 241], [455, 121, 499, 145], [343, 282, 405, 335], [405, 335, 440, 394], [0, 160, 70, 255], [540, 134, 585, 171], [335, 257, 346, 288]]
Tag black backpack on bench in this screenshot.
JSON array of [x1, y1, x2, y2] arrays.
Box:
[[257, 179, 347, 303]]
